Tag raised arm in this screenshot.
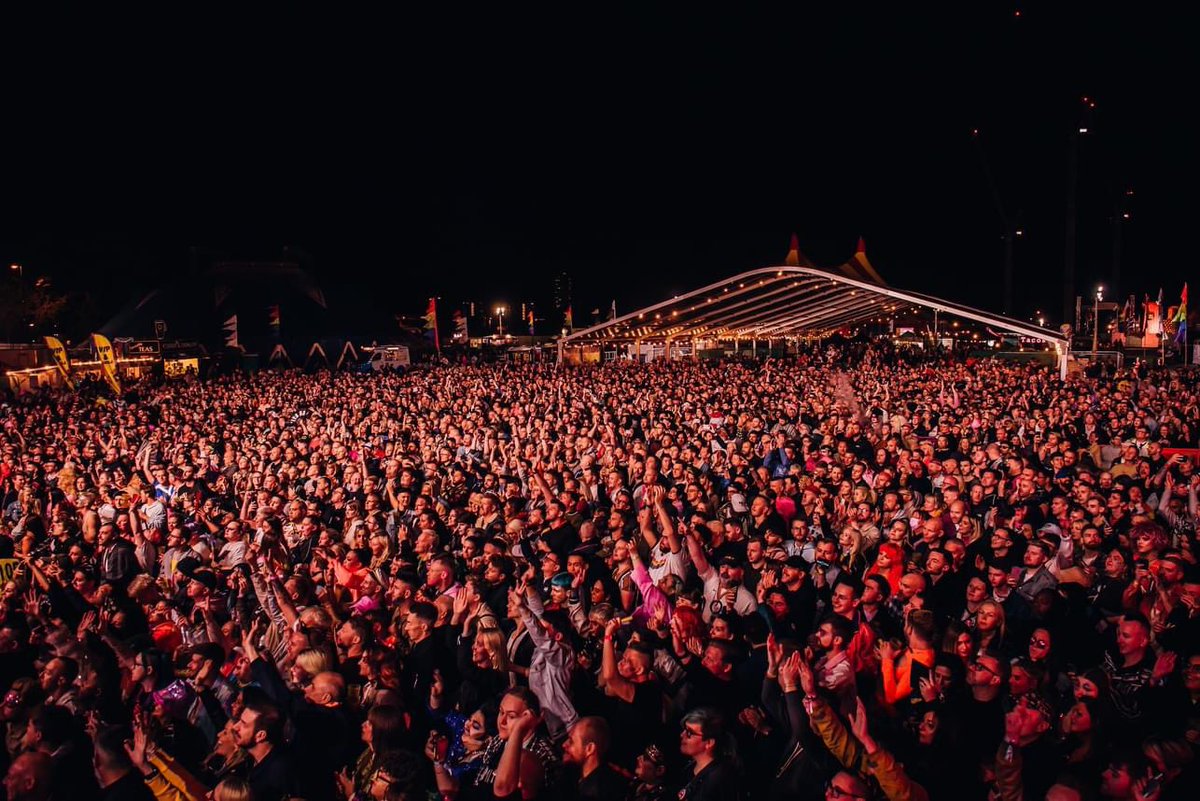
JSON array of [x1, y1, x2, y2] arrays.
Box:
[[655, 499, 680, 553], [600, 618, 635, 702], [683, 522, 712, 580]]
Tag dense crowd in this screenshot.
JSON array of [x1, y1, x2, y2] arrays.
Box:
[[0, 344, 1198, 801]]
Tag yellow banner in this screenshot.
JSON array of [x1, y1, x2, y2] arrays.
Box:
[[0, 559, 19, 584], [43, 336, 75, 390], [92, 333, 122, 394]]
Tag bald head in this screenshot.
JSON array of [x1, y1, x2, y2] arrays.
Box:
[[306, 671, 345, 706], [4, 752, 53, 801]]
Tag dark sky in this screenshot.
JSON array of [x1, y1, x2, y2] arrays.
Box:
[[2, 6, 1196, 339]]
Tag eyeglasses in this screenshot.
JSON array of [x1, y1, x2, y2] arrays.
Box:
[[1030, 637, 1049, 648], [969, 660, 999, 677], [681, 725, 704, 740], [825, 780, 867, 800]]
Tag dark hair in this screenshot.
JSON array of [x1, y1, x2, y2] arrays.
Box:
[[502, 685, 542, 716], [94, 724, 134, 773], [30, 705, 77, 750], [429, 553, 456, 576], [824, 615, 855, 647], [680, 707, 736, 759], [539, 609, 577, 645], [244, 696, 285, 745], [471, 698, 501, 738], [832, 574, 863, 597], [342, 616, 375, 648], [864, 573, 892, 601], [376, 750, 424, 799], [367, 704, 408, 751], [1121, 612, 1151, 636], [409, 601, 438, 628], [137, 648, 175, 691], [54, 656, 79, 684], [488, 555, 515, 579], [573, 716, 611, 759]]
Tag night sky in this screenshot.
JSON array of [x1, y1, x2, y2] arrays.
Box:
[[1, 6, 1195, 339]]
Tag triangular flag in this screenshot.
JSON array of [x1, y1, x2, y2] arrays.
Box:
[[223, 315, 239, 349], [785, 233, 800, 267]]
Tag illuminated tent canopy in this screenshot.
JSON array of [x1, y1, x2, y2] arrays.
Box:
[[558, 237, 1070, 376]]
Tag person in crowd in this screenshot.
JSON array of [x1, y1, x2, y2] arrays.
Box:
[[0, 347, 1196, 801]]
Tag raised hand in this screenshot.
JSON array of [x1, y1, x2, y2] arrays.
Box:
[[452, 586, 471, 622], [847, 696, 877, 752], [1151, 651, 1177, 683], [795, 653, 816, 696], [124, 719, 151, 772], [778, 651, 802, 691], [77, 610, 98, 640], [765, 633, 783, 675]]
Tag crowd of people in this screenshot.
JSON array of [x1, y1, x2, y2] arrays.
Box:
[[0, 343, 1197, 801]]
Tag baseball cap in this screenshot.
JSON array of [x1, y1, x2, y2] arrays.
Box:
[[1037, 523, 1063, 538]]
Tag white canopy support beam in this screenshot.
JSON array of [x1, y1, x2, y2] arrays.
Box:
[[558, 265, 1067, 361]]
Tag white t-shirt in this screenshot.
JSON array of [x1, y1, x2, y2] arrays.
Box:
[[646, 540, 689, 584]]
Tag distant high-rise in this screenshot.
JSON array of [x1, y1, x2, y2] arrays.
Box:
[[553, 272, 573, 316]]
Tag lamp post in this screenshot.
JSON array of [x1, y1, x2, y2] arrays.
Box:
[[1092, 286, 1104, 360], [8, 264, 21, 278], [495, 305, 507, 336]]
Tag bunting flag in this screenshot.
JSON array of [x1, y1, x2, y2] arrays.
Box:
[[528, 309, 535, 336], [1174, 283, 1188, 344], [267, 305, 281, 329], [1145, 300, 1162, 347], [452, 309, 469, 341], [1121, 296, 1136, 332], [424, 298, 441, 353], [564, 305, 574, 332], [223, 315, 240, 349], [91, 333, 121, 394], [43, 336, 75, 390]]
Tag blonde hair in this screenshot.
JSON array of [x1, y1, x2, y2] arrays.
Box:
[[839, 526, 863, 559], [475, 628, 509, 672], [295, 647, 332, 678], [976, 599, 1007, 645], [212, 777, 254, 801]]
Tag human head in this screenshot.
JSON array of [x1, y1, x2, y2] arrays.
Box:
[[3, 752, 52, 801], [679, 707, 726, 761], [562, 716, 610, 767], [232, 697, 285, 751], [497, 687, 541, 741]]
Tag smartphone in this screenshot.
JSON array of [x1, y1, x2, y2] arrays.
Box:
[[1009, 566, 1024, 582]]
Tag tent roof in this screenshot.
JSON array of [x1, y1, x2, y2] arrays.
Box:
[[560, 244, 1067, 348]]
